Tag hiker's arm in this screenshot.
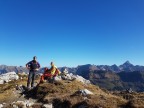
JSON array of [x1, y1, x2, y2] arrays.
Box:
[[57, 69, 61, 75], [37, 62, 40, 69], [26, 62, 31, 69]]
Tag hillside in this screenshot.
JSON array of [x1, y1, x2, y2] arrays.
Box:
[[1, 74, 144, 108], [78, 70, 144, 92], [0, 74, 127, 108]]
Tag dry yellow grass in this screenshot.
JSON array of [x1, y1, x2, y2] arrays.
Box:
[[34, 80, 127, 108], [0, 78, 27, 103]]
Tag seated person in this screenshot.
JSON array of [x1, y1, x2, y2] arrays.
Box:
[[40, 67, 51, 83], [40, 63, 61, 83], [49, 62, 61, 83]]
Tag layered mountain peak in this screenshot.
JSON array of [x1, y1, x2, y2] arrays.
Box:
[[119, 61, 135, 71], [77, 64, 98, 71], [123, 61, 133, 66], [120, 61, 134, 67]]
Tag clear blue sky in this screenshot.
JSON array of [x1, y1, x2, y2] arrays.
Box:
[[0, 0, 144, 67]]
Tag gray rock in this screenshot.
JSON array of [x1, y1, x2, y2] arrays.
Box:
[[11, 101, 34, 108], [2, 103, 6, 105], [43, 104, 53, 108], [61, 72, 91, 84], [0, 80, 4, 84], [55, 76, 62, 81], [12, 104, 18, 108], [76, 89, 93, 96], [0, 72, 19, 84], [0, 104, 3, 108], [63, 68, 69, 74]]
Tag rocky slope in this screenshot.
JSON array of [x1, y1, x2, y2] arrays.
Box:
[[0, 73, 144, 108], [78, 70, 144, 92]]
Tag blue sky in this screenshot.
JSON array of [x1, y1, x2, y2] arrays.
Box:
[[0, 0, 144, 67]]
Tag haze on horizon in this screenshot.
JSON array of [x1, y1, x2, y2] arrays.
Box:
[[0, 0, 144, 67]]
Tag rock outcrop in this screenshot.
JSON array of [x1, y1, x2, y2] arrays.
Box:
[[0, 72, 19, 84], [58, 69, 91, 84]]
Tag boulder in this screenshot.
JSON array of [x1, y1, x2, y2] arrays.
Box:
[[63, 68, 69, 74], [83, 89, 93, 95], [61, 72, 91, 84], [72, 75, 91, 84], [43, 104, 53, 108], [12, 100, 34, 108], [61, 73, 72, 80], [0, 80, 4, 84], [0, 72, 19, 84], [55, 76, 62, 81], [0, 104, 3, 108], [75, 89, 93, 96]]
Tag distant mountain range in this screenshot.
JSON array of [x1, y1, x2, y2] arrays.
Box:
[[1, 61, 144, 74], [78, 70, 144, 92], [60, 61, 144, 92], [1, 61, 144, 91], [0, 65, 29, 74], [60, 61, 144, 74]]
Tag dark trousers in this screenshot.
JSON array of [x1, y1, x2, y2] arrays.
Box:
[[27, 71, 36, 88]]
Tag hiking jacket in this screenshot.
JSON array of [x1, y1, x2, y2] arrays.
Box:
[[26, 60, 40, 71], [50, 65, 61, 75]]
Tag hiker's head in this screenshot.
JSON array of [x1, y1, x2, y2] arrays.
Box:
[[33, 56, 37, 61], [51, 62, 54, 66]]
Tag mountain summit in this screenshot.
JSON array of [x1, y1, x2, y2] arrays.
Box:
[[119, 61, 134, 71], [122, 61, 134, 66]]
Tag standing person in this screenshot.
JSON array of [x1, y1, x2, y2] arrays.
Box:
[[26, 56, 40, 89]]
